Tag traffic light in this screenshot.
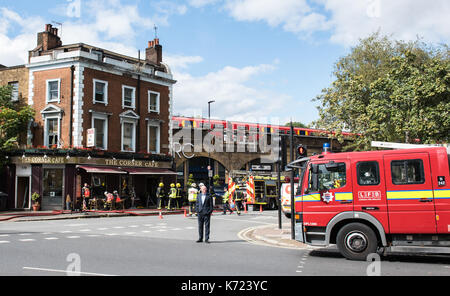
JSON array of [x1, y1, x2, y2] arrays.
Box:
[[296, 144, 307, 159]]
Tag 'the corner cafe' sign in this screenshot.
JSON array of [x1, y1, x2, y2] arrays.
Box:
[[11, 156, 172, 169]]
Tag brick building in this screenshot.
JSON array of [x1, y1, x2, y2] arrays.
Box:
[[1, 24, 177, 211]]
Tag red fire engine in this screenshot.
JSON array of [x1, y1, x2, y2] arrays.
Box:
[[289, 143, 450, 260]]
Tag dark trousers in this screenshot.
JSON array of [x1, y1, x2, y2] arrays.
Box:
[[157, 197, 165, 209], [197, 214, 211, 241], [223, 203, 233, 214]]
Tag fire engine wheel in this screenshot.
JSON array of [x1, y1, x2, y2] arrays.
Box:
[[336, 223, 378, 261]]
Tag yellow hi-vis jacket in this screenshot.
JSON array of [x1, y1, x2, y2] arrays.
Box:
[[169, 188, 177, 199], [222, 191, 230, 203], [188, 187, 198, 202]]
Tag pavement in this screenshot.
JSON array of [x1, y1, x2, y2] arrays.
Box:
[[0, 207, 309, 250]]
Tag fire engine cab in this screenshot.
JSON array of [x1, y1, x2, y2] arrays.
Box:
[[289, 143, 450, 260]]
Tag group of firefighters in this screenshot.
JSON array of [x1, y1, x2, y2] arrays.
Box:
[[80, 180, 249, 215], [156, 182, 184, 210], [186, 183, 246, 216]]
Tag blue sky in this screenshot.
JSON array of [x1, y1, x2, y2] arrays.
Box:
[[1, 0, 449, 126]]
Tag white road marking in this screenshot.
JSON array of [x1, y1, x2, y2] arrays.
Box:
[[23, 267, 117, 276], [19, 233, 32, 236], [0, 241, 10, 244], [19, 239, 35, 242], [67, 236, 80, 239], [44, 237, 58, 240], [0, 234, 9, 237]]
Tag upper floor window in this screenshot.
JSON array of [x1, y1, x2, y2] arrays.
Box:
[[148, 91, 160, 113], [91, 113, 108, 150], [8, 81, 19, 102], [45, 117, 60, 148], [147, 122, 160, 154], [46, 79, 61, 103], [122, 85, 136, 109], [93, 79, 108, 105]]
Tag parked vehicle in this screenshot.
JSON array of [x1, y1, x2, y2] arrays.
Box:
[[289, 144, 450, 260]]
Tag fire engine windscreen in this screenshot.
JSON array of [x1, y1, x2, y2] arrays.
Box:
[[309, 162, 346, 191]]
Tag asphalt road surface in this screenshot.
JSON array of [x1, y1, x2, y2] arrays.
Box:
[[0, 211, 449, 276]]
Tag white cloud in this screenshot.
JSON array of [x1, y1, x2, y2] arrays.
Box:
[[171, 60, 295, 122], [322, 0, 450, 46], [0, 0, 184, 65], [0, 8, 44, 66], [199, 0, 450, 46]]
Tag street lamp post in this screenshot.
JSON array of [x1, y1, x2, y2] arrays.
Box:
[[208, 100, 215, 192]]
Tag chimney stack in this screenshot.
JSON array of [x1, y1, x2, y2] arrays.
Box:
[[146, 38, 162, 66], [37, 24, 62, 51]]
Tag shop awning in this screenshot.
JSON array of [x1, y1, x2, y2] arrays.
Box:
[[121, 168, 178, 175], [77, 165, 128, 174]]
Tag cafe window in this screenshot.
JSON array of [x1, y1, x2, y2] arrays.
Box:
[[391, 159, 425, 185], [42, 168, 64, 208], [93, 79, 108, 105], [357, 161, 380, 186]]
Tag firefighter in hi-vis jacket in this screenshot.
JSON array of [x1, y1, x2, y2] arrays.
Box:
[[222, 187, 233, 215], [167, 183, 177, 210], [156, 183, 165, 210], [176, 183, 183, 209], [233, 185, 244, 216], [188, 183, 198, 216]]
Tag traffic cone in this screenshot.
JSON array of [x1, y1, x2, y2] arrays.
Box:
[[184, 208, 187, 217], [244, 202, 247, 213], [159, 211, 163, 219], [260, 204, 263, 213]]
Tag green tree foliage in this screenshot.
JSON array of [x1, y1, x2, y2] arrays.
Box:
[[314, 33, 450, 150], [285, 122, 308, 128], [0, 85, 35, 165]]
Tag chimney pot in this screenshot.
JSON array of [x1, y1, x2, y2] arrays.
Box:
[[45, 24, 52, 32]]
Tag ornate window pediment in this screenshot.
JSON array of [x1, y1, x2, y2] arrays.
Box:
[[40, 104, 63, 116], [119, 110, 140, 123]]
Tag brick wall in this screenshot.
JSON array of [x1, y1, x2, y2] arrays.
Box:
[[0, 66, 29, 107], [82, 67, 170, 154], [31, 67, 72, 148], [30, 65, 170, 154]]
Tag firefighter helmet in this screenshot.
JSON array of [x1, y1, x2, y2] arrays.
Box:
[[176, 183, 181, 188], [159, 183, 164, 187], [191, 183, 197, 188], [170, 183, 175, 188]]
